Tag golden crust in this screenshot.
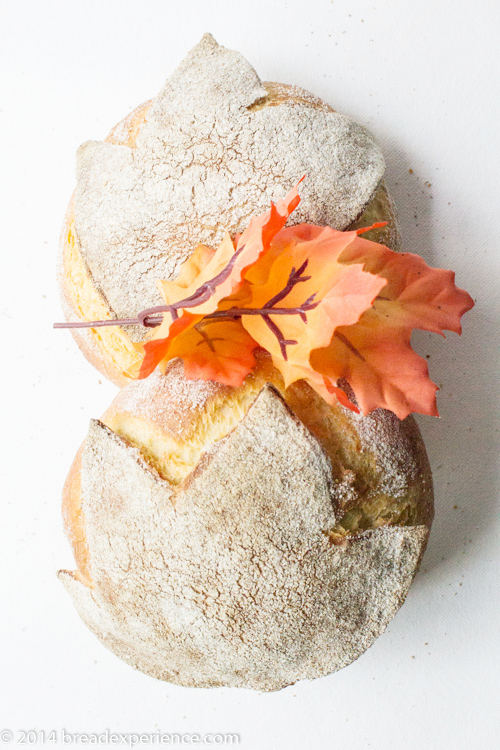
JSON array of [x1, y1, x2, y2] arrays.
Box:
[[106, 99, 152, 147], [61, 444, 93, 588], [58, 103, 152, 387]]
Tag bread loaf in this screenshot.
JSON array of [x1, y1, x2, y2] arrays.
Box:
[[59, 355, 433, 690], [59, 33, 401, 385]]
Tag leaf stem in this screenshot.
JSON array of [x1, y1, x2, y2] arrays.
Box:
[[53, 301, 319, 330]]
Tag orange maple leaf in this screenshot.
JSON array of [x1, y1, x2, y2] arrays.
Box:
[[240, 224, 386, 386], [311, 312, 440, 419], [310, 237, 475, 418], [56, 177, 474, 420], [178, 319, 258, 386], [338, 237, 474, 335], [151, 314, 258, 386]]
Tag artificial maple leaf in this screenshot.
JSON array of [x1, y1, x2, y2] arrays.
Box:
[[338, 237, 475, 335], [137, 312, 258, 386], [314, 375, 360, 413], [158, 233, 235, 313], [310, 239, 474, 418], [181, 321, 258, 386], [56, 170, 474, 421], [133, 243, 220, 378], [161, 243, 217, 300], [240, 224, 386, 385], [311, 311, 439, 419], [135, 314, 196, 379], [130, 190, 474, 417]]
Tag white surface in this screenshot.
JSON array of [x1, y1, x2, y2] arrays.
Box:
[[1, 1, 498, 748]]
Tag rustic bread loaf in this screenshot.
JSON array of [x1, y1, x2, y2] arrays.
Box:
[[59, 355, 433, 691], [59, 33, 401, 385]]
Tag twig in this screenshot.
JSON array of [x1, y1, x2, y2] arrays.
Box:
[[53, 254, 319, 359]]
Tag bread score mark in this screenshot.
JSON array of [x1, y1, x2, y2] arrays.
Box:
[[55, 183, 474, 419]]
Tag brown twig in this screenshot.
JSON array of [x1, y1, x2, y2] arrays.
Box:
[[260, 260, 316, 360], [53, 254, 319, 360]]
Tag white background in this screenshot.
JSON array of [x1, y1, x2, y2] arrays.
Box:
[[1, 1, 499, 748]]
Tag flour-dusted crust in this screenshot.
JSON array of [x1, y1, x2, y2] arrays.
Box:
[[59, 365, 432, 691], [60, 34, 400, 383], [64, 34, 387, 349]]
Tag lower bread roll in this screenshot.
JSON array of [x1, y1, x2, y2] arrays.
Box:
[[59, 354, 433, 691]]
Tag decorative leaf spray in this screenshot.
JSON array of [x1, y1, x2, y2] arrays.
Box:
[[55, 181, 474, 419]]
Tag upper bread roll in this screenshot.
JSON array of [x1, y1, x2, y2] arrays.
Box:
[[59, 33, 401, 385], [59, 355, 433, 691]]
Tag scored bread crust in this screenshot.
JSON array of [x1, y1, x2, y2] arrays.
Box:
[[59, 357, 433, 691], [58, 34, 401, 386]]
